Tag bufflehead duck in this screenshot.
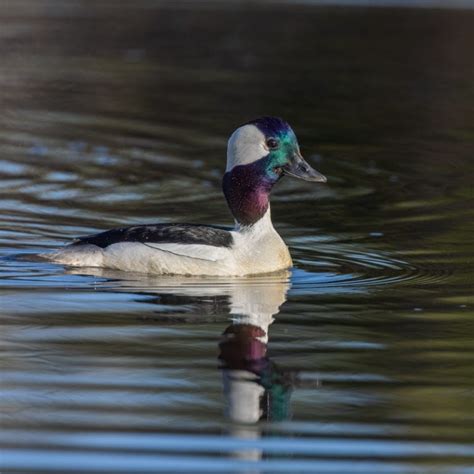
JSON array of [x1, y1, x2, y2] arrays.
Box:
[[49, 116, 326, 276]]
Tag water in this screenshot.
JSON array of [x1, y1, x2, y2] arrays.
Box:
[[1, 2, 473, 473]]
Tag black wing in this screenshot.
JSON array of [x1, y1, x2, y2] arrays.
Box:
[[73, 223, 234, 249]]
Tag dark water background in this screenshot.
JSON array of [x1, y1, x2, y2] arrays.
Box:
[[1, 2, 473, 473]]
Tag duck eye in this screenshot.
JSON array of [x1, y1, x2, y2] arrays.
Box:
[[266, 138, 279, 150]]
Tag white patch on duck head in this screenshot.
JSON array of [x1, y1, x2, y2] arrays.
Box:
[[226, 124, 268, 172]]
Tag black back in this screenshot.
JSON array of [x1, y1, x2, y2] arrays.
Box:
[[73, 223, 234, 249]]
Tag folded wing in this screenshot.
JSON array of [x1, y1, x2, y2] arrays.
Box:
[[73, 223, 234, 262]]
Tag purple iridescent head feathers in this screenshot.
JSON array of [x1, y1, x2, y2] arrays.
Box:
[[223, 117, 326, 226]]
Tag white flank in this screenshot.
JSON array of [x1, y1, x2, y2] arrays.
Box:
[[141, 243, 228, 262]]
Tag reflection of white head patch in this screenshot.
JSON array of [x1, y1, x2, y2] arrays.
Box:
[[226, 124, 267, 172]]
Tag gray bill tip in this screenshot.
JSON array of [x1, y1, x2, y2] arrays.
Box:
[[283, 154, 327, 183]]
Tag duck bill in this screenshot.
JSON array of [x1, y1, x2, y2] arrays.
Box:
[[283, 153, 327, 183]]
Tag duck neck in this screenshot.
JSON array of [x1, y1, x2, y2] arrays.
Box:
[[222, 162, 275, 227]]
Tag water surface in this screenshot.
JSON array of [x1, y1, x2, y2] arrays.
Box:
[[1, 2, 473, 473]]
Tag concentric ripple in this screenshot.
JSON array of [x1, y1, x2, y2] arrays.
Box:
[[288, 244, 452, 295]]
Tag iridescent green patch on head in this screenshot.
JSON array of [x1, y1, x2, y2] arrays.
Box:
[[245, 117, 300, 181], [265, 128, 300, 180]]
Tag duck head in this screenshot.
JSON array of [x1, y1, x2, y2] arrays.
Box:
[[223, 116, 326, 226]]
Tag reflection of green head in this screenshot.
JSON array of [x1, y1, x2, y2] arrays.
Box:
[[219, 322, 293, 422], [260, 362, 293, 422]]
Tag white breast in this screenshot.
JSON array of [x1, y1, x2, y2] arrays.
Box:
[[230, 208, 292, 275]]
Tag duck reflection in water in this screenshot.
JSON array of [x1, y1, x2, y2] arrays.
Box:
[[64, 267, 293, 443], [218, 275, 293, 427]]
